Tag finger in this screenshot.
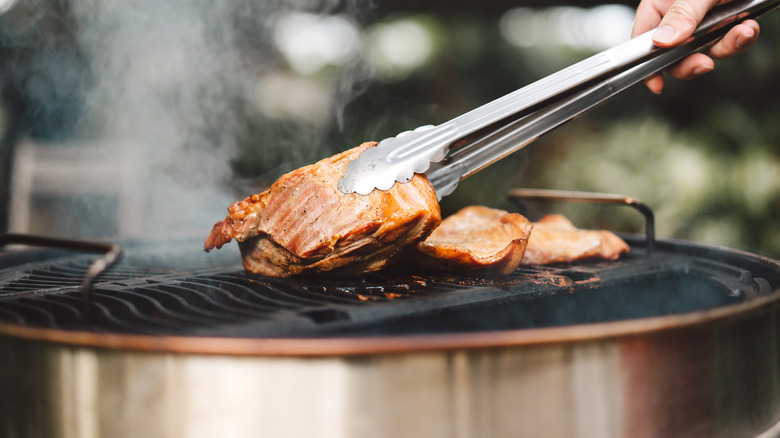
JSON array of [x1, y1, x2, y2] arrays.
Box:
[[631, 0, 665, 37], [644, 73, 666, 94], [666, 53, 715, 80], [652, 0, 721, 47], [707, 20, 760, 59], [633, 0, 673, 92]]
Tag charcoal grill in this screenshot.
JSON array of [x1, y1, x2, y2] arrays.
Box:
[[1, 193, 780, 438], [0, 237, 774, 342]]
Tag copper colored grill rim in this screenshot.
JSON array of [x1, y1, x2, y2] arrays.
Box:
[[1, 287, 778, 357]]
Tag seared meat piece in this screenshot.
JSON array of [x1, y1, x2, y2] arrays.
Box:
[[205, 142, 441, 277], [411, 206, 533, 275], [521, 214, 630, 265], [410, 208, 629, 273]]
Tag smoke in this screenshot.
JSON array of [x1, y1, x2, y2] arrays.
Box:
[[1, 0, 376, 240], [59, 1, 256, 239], [1, 0, 410, 241]]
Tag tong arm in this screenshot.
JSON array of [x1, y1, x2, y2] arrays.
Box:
[[338, 0, 778, 197], [426, 22, 733, 197]]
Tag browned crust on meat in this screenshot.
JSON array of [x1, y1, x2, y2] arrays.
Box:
[[412, 206, 534, 275]]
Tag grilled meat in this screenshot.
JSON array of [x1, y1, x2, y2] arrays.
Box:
[[411, 206, 534, 274], [521, 214, 630, 265], [205, 142, 441, 277], [410, 208, 629, 273]]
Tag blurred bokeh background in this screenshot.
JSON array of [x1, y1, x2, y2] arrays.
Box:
[[0, 0, 778, 257]]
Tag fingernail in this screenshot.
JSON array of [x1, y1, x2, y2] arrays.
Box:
[[653, 25, 678, 45], [692, 65, 714, 76]]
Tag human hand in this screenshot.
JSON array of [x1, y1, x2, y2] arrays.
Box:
[[631, 0, 761, 93]]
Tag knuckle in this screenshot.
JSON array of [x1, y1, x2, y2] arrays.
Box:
[[665, 2, 701, 29]]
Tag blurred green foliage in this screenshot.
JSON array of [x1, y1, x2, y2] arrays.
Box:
[[295, 10, 780, 258]]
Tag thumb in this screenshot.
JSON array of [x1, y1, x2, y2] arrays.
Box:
[[652, 0, 721, 47]]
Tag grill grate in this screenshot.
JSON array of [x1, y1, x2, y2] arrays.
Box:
[[0, 239, 775, 338]]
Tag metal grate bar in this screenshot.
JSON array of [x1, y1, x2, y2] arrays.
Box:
[[43, 293, 136, 332], [172, 279, 291, 314], [132, 286, 248, 324], [87, 289, 186, 331], [154, 283, 266, 319]]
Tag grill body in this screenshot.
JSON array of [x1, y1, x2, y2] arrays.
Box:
[[1, 237, 780, 438]]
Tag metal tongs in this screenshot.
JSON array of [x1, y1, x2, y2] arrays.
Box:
[[339, 0, 779, 199]]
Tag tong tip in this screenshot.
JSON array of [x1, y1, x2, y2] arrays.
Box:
[[337, 125, 444, 195]]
